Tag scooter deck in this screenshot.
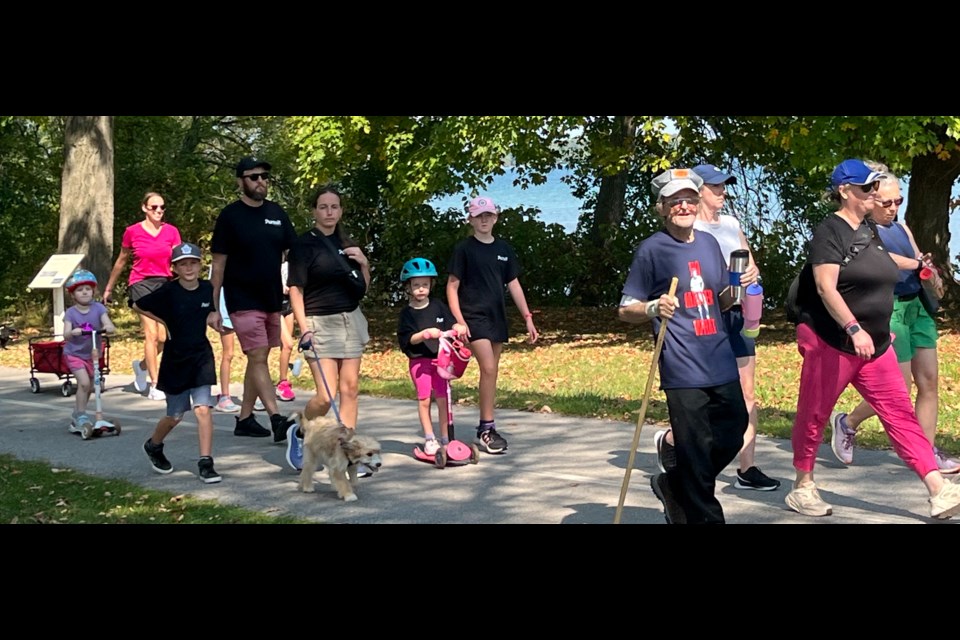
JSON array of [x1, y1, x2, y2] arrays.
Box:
[[413, 440, 480, 467]]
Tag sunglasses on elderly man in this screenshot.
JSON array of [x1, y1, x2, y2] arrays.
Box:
[[876, 197, 904, 208], [244, 172, 271, 182], [664, 196, 700, 208]]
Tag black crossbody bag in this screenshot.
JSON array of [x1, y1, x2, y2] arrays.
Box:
[[313, 230, 367, 299]]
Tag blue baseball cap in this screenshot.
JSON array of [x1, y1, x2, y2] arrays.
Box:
[[831, 159, 884, 189], [692, 164, 737, 186]]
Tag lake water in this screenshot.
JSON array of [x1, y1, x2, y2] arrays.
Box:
[[432, 168, 960, 273]]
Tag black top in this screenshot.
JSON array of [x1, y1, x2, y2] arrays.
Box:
[[448, 236, 520, 330], [397, 299, 455, 359], [211, 199, 298, 313], [797, 214, 898, 357], [287, 229, 365, 316], [135, 280, 217, 395]]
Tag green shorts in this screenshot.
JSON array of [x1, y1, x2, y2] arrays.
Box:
[[889, 296, 938, 363]]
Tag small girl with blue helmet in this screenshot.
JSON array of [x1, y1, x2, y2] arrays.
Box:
[[396, 257, 466, 455]]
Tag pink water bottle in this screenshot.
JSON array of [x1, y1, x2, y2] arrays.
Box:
[[742, 283, 763, 338]]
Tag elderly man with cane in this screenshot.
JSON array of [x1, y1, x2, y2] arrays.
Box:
[[618, 168, 747, 524]]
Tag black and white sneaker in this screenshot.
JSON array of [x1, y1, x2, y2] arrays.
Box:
[[475, 427, 508, 454], [198, 456, 222, 484], [653, 429, 677, 473], [734, 466, 781, 491], [650, 473, 686, 524], [234, 415, 271, 438], [143, 439, 173, 475]]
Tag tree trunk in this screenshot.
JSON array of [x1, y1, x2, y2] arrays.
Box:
[[58, 116, 114, 284], [574, 116, 635, 306], [904, 148, 960, 304]]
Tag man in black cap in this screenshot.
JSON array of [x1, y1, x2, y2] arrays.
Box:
[[208, 157, 299, 441]]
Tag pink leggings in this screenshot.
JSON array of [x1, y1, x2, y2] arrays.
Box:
[[792, 323, 936, 479]]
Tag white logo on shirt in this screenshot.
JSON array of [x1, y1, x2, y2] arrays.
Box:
[[436, 317, 445, 323], [497, 255, 509, 262], [201, 302, 210, 308], [264, 219, 281, 226]]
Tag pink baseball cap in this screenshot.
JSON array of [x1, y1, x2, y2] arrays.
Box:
[[468, 196, 499, 217]]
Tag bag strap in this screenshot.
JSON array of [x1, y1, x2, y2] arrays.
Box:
[[311, 229, 355, 272]]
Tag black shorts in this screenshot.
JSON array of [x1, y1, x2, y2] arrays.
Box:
[[463, 314, 508, 343], [128, 277, 170, 308]]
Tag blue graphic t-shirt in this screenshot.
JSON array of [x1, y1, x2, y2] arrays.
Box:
[[622, 229, 739, 390]]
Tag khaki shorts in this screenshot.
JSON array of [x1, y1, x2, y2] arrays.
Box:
[[305, 307, 369, 360]]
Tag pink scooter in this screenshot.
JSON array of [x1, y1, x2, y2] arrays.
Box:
[[412, 329, 479, 469]]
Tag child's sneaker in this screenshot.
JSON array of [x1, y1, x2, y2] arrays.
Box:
[[254, 397, 266, 411], [132, 359, 148, 392], [286, 422, 304, 471], [215, 394, 241, 413], [148, 385, 166, 401], [476, 427, 508, 453], [276, 379, 296, 402], [290, 359, 304, 378], [198, 456, 222, 484], [74, 414, 95, 440], [143, 438, 173, 474], [424, 437, 441, 456]]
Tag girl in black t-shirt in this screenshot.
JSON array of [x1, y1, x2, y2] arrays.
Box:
[[446, 196, 538, 454]]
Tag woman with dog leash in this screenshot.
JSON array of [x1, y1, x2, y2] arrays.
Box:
[[285, 185, 372, 474]]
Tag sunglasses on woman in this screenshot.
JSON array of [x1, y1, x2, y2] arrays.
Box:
[[876, 197, 904, 208], [857, 182, 880, 193], [146, 204, 166, 211]]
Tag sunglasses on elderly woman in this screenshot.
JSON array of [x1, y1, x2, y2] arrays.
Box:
[[146, 204, 166, 211], [857, 182, 880, 193], [877, 197, 904, 208]]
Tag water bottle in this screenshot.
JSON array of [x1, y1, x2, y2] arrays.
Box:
[[729, 249, 750, 305], [920, 266, 942, 293], [742, 283, 763, 338]]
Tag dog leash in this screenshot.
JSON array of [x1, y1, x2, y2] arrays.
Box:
[[298, 331, 343, 426]]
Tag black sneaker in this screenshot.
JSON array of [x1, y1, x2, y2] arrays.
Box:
[[270, 413, 294, 443], [734, 466, 781, 491], [198, 456, 222, 484], [234, 414, 271, 438], [475, 427, 508, 453], [650, 473, 686, 524], [143, 439, 173, 475], [654, 429, 677, 473]]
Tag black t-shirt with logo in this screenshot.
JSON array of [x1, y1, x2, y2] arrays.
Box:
[[287, 229, 364, 316], [135, 280, 217, 395], [397, 298, 455, 359], [211, 199, 298, 313], [447, 236, 520, 342], [798, 214, 898, 357]]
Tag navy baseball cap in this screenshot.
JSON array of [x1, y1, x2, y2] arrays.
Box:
[[831, 159, 884, 189], [235, 156, 271, 177], [171, 242, 203, 263], [692, 164, 737, 186]]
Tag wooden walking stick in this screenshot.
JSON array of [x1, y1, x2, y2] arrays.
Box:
[[614, 277, 678, 524]]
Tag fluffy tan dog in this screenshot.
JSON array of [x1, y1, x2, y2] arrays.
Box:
[[295, 413, 382, 502]]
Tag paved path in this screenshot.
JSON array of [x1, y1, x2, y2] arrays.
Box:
[[0, 365, 951, 524]]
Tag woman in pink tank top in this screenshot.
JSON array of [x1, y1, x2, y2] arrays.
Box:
[[103, 192, 182, 400]]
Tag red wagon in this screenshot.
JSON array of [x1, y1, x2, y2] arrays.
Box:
[[28, 334, 110, 396]]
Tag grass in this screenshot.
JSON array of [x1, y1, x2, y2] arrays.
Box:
[[0, 454, 309, 524], [3, 303, 959, 523]]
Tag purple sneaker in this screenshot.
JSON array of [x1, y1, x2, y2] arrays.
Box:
[[830, 411, 855, 465]]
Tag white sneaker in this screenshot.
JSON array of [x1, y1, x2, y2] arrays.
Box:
[[132, 359, 148, 392], [290, 359, 304, 378], [148, 385, 166, 401], [254, 397, 265, 411]]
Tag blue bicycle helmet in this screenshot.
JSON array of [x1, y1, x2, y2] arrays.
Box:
[[400, 257, 438, 282], [65, 269, 98, 292]]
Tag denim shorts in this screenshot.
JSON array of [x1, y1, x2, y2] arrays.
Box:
[[164, 385, 214, 419]]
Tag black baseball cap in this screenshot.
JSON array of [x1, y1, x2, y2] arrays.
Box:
[[235, 156, 272, 177]]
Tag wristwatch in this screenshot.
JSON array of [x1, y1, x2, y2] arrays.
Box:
[[845, 323, 861, 336]]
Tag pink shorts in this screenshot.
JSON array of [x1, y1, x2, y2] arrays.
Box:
[[230, 310, 281, 353], [64, 354, 93, 378], [409, 357, 448, 400]]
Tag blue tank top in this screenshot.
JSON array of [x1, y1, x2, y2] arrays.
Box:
[[876, 222, 920, 297]]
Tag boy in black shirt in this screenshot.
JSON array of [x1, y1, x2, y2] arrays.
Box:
[[397, 258, 466, 454], [134, 242, 222, 483]]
